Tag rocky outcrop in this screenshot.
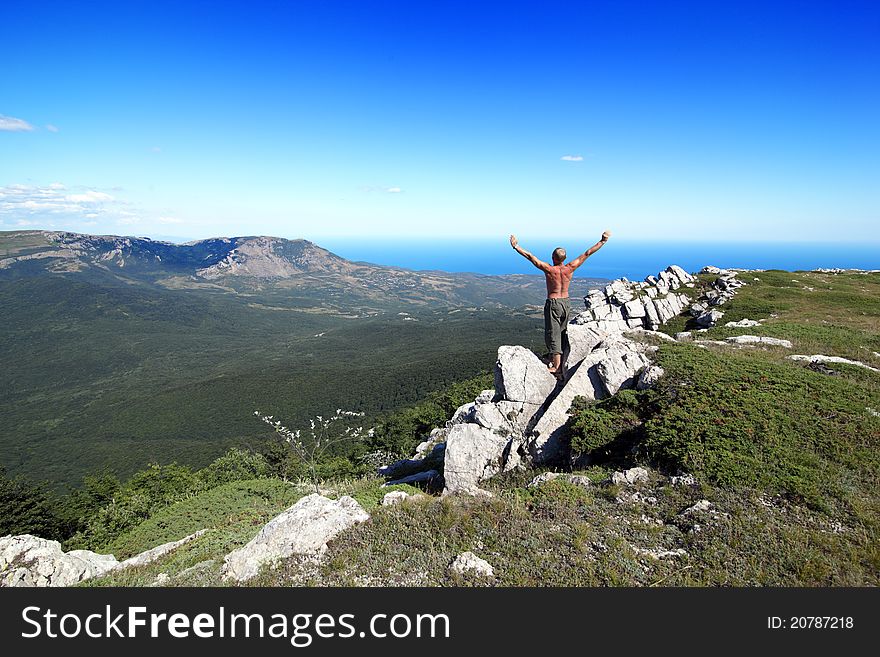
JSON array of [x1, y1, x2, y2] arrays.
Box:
[[221, 494, 369, 582], [571, 265, 694, 333], [0, 528, 212, 587], [0, 535, 118, 587]]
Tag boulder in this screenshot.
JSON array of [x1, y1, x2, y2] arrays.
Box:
[[623, 299, 647, 319], [695, 309, 724, 328], [636, 365, 665, 390], [449, 552, 494, 578], [381, 491, 411, 506], [442, 423, 511, 494], [726, 335, 792, 348], [565, 323, 606, 369], [725, 319, 761, 328], [221, 494, 369, 582], [383, 469, 440, 487], [0, 535, 118, 587], [611, 467, 649, 486], [494, 345, 558, 405]]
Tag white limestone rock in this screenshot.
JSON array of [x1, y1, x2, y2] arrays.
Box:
[[221, 494, 369, 582], [0, 535, 118, 587], [636, 365, 665, 390], [611, 467, 649, 486], [442, 423, 511, 494], [381, 491, 411, 506], [494, 345, 558, 405], [450, 551, 494, 578], [726, 335, 792, 348]]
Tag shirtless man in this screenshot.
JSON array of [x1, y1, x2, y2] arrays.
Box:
[[510, 231, 612, 378]]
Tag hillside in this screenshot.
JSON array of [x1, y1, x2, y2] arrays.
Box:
[[4, 265, 876, 587]]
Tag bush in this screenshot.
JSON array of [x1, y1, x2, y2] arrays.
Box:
[[197, 448, 269, 488]]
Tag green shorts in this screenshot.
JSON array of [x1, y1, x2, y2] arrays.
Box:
[[544, 297, 571, 355]]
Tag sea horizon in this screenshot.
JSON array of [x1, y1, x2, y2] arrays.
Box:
[[316, 238, 880, 282]]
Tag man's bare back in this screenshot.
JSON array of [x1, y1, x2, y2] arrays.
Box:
[[544, 263, 575, 298]]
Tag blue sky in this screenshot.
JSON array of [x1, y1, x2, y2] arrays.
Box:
[[1, 0, 878, 243]]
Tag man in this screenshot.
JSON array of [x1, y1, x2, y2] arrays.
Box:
[[510, 230, 612, 379]]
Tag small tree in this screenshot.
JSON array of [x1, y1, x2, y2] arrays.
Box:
[[253, 409, 371, 493]]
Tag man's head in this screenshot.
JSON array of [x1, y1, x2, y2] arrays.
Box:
[[551, 247, 566, 265]]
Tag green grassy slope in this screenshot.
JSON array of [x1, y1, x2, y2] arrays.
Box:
[[1, 274, 543, 488]]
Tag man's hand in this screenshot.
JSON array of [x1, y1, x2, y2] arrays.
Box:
[[601, 230, 612, 242], [510, 234, 519, 249]]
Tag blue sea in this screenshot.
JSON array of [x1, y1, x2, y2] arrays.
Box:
[[316, 238, 880, 282]]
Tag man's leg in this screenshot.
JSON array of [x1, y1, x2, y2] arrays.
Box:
[[546, 299, 564, 378]]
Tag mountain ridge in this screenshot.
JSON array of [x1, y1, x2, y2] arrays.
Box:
[[0, 229, 607, 310]]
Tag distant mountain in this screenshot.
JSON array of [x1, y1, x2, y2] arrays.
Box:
[[0, 230, 607, 310]]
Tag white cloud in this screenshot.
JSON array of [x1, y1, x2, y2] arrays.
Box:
[[560, 155, 584, 162], [66, 191, 114, 203], [386, 187, 402, 193], [0, 114, 35, 132], [150, 146, 161, 153], [46, 124, 59, 133], [158, 216, 182, 224], [0, 183, 120, 219]]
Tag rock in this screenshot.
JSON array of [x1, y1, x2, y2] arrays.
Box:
[[700, 265, 722, 274], [494, 399, 542, 434], [724, 319, 761, 328], [726, 335, 792, 348], [117, 529, 208, 570], [150, 573, 171, 587], [623, 299, 647, 319], [378, 443, 445, 480], [383, 469, 440, 487], [674, 331, 692, 341], [596, 342, 652, 396], [221, 494, 369, 582], [671, 474, 697, 487], [448, 402, 476, 426], [565, 324, 607, 368], [681, 499, 713, 515], [632, 327, 678, 342], [695, 309, 724, 328], [442, 424, 511, 494], [788, 354, 880, 373], [611, 467, 649, 486], [471, 401, 511, 432], [636, 365, 665, 390], [667, 264, 693, 284], [475, 389, 495, 404], [0, 535, 118, 587], [494, 345, 558, 405], [527, 472, 562, 488], [449, 551, 494, 578], [567, 475, 592, 488], [381, 491, 411, 506]]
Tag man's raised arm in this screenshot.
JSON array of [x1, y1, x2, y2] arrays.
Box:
[[568, 230, 611, 270], [509, 234, 550, 271]]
